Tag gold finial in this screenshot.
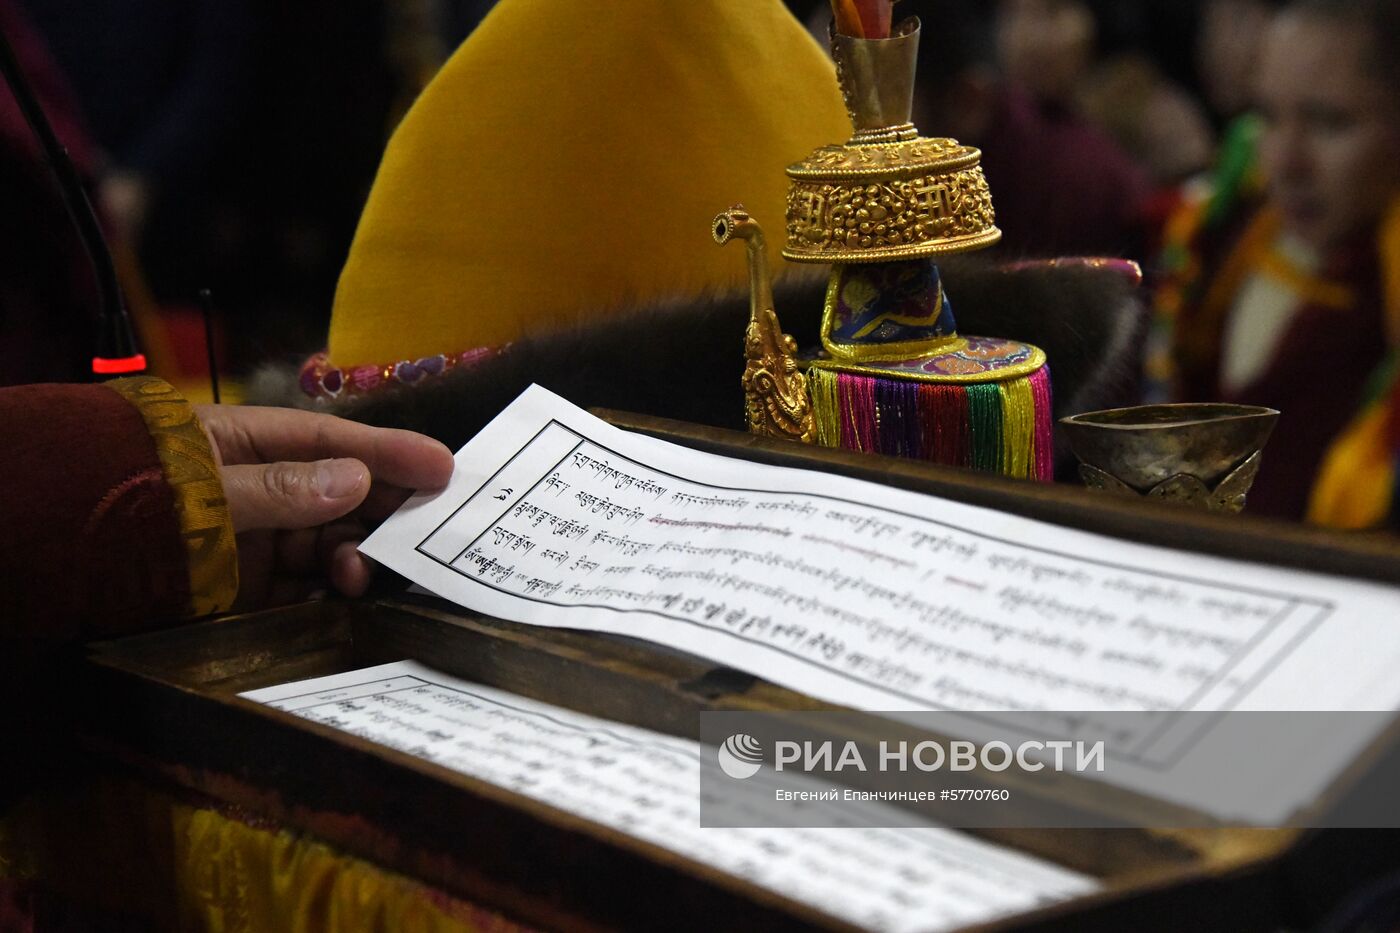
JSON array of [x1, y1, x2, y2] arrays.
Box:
[[713, 207, 816, 444], [783, 17, 1001, 264]]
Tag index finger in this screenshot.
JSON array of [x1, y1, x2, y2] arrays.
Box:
[[205, 405, 455, 492]]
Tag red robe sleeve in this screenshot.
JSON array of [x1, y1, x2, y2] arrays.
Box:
[[0, 379, 234, 646]]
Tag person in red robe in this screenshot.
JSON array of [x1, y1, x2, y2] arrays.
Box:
[[0, 377, 455, 644], [0, 375, 456, 929], [1154, 0, 1400, 523]]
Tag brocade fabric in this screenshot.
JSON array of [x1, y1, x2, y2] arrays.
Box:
[[0, 775, 534, 932], [0, 381, 190, 642], [0, 377, 235, 640], [105, 376, 237, 618]]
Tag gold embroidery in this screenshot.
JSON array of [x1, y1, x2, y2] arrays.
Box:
[[105, 377, 238, 616], [804, 345, 1046, 384]]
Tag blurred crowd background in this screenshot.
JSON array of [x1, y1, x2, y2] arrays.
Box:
[[2, 0, 1399, 522], [0, 0, 497, 385], [0, 0, 1381, 368], [0, 0, 1280, 374]]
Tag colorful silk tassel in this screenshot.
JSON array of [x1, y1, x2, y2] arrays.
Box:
[[1029, 366, 1055, 481], [998, 372, 1036, 479], [966, 383, 1003, 475], [809, 367, 843, 449], [922, 383, 968, 469], [807, 366, 1054, 481], [840, 372, 879, 452]]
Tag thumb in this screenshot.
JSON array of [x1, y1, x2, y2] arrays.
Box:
[[222, 458, 370, 533]]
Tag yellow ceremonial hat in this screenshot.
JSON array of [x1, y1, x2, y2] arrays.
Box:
[[313, 0, 849, 397]]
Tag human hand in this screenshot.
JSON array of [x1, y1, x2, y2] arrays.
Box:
[[193, 404, 454, 608]]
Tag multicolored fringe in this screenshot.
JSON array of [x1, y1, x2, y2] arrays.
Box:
[[808, 366, 1054, 481]]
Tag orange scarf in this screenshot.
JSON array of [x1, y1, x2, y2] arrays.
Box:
[[1307, 200, 1400, 529]]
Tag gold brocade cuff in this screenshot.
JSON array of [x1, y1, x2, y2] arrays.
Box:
[[104, 376, 238, 616]]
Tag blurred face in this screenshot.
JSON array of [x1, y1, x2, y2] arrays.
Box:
[[997, 0, 1095, 104], [1256, 13, 1400, 251], [1198, 0, 1276, 117]]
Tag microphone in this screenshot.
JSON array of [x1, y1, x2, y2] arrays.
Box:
[[0, 21, 145, 377]]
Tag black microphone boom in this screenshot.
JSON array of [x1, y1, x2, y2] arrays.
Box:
[[0, 22, 144, 376]]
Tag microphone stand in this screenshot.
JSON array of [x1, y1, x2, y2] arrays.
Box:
[[0, 21, 144, 376]]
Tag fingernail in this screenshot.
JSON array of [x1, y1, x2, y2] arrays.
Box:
[[317, 459, 365, 499]]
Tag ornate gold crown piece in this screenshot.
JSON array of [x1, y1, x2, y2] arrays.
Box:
[[783, 17, 1001, 264]]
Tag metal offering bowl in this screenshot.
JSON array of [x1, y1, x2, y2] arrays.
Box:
[[1060, 404, 1279, 512]]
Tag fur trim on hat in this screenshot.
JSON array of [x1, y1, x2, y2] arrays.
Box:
[[249, 260, 1145, 479]]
